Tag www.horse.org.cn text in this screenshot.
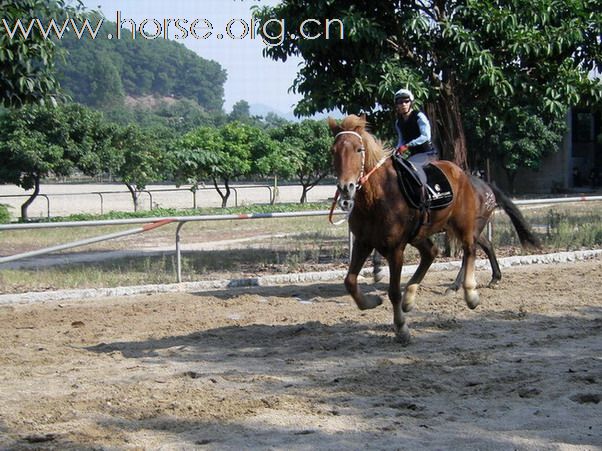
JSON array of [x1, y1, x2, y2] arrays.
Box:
[[2, 13, 346, 47]]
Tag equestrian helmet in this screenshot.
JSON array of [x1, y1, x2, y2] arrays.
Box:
[[394, 88, 414, 102]]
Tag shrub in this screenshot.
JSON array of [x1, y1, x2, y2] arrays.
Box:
[[0, 204, 11, 223]]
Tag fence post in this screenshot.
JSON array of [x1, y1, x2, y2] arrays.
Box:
[[35, 194, 51, 219], [96, 193, 104, 215], [175, 221, 187, 283]]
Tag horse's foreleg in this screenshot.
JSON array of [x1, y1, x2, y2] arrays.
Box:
[[345, 241, 382, 310], [462, 241, 480, 309], [477, 235, 502, 287], [386, 246, 410, 344], [402, 238, 438, 312]]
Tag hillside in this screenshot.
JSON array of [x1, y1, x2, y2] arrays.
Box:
[[55, 15, 226, 113]]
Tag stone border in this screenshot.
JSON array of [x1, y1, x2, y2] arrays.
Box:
[[0, 249, 600, 305]]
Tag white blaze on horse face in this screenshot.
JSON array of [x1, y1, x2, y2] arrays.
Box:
[[333, 138, 363, 202]]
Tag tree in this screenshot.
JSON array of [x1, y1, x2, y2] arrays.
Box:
[[229, 100, 252, 122], [0, 0, 84, 107], [172, 126, 221, 199], [177, 122, 274, 207], [268, 120, 332, 203], [254, 0, 601, 171], [109, 125, 167, 211], [0, 104, 111, 220]]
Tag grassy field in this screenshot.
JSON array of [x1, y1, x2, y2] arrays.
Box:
[[1, 201, 600, 294]]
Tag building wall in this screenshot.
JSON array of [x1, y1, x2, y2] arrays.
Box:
[[489, 109, 601, 194]]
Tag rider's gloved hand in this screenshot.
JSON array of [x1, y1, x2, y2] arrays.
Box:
[[396, 145, 409, 155]]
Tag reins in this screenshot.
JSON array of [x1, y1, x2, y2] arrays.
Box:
[[329, 130, 390, 225]]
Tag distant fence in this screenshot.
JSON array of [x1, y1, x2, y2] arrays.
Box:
[[0, 185, 277, 218]]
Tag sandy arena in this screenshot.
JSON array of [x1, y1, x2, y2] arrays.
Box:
[[0, 260, 600, 450]]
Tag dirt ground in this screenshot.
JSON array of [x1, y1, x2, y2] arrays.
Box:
[[0, 260, 600, 450]]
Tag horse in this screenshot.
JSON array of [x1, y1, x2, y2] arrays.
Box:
[[328, 115, 540, 344]]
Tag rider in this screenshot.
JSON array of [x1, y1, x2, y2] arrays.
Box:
[[394, 88, 438, 175], [394, 88, 438, 210]]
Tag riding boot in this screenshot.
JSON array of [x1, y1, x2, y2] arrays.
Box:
[[418, 184, 431, 226]]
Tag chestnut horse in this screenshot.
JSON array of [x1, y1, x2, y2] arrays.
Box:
[[328, 115, 540, 344]]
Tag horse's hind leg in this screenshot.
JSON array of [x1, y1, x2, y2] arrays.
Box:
[[477, 235, 502, 287], [385, 245, 410, 344], [446, 264, 465, 295], [446, 235, 501, 293], [345, 240, 383, 310], [372, 251, 387, 283], [402, 238, 438, 312], [462, 240, 480, 309]]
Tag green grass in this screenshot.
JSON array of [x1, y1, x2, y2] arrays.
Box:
[[32, 202, 332, 223]]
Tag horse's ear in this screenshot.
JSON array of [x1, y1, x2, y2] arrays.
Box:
[[327, 117, 341, 136], [357, 113, 368, 132]]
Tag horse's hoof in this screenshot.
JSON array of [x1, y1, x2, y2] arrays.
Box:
[[465, 289, 480, 309], [373, 269, 387, 283], [357, 294, 383, 310], [487, 279, 501, 289], [445, 286, 459, 296], [394, 323, 411, 345]]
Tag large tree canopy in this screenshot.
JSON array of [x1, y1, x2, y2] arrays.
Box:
[[0, 0, 84, 106], [0, 104, 112, 219], [255, 0, 601, 170]]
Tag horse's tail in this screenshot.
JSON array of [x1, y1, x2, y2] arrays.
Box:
[[489, 182, 541, 250]]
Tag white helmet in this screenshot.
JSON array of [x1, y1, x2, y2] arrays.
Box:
[[394, 88, 414, 102]]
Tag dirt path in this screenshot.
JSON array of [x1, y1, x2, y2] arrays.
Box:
[[0, 260, 600, 450]]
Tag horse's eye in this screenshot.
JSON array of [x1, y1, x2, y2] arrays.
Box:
[[358, 147, 365, 153]]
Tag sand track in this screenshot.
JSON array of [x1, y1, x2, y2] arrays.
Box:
[[0, 260, 600, 450]]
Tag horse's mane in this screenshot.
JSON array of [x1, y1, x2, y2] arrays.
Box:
[[339, 115, 388, 169]]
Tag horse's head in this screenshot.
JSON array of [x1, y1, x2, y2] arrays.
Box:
[[328, 115, 369, 211]]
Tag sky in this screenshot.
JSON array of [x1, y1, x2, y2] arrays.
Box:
[[81, 0, 303, 114]]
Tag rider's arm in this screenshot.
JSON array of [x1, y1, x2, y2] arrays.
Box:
[[395, 121, 405, 147]]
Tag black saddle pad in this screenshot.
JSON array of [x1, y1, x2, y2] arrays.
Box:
[[392, 155, 453, 210]]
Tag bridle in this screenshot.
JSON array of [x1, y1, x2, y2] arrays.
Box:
[[333, 131, 366, 187], [329, 130, 390, 225]]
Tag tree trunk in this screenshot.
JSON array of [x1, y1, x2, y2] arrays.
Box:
[[213, 177, 231, 208], [125, 183, 139, 211], [300, 184, 310, 204], [505, 169, 517, 194], [20, 174, 41, 221], [426, 81, 469, 170]]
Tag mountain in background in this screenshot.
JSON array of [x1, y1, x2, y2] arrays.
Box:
[[56, 15, 226, 113]]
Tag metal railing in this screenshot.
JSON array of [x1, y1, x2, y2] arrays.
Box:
[[1, 195, 601, 283], [0, 210, 344, 282]]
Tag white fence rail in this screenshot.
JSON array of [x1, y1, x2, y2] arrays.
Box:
[[1, 195, 601, 283]]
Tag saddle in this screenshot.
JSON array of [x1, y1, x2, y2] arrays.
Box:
[[392, 154, 453, 211]]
